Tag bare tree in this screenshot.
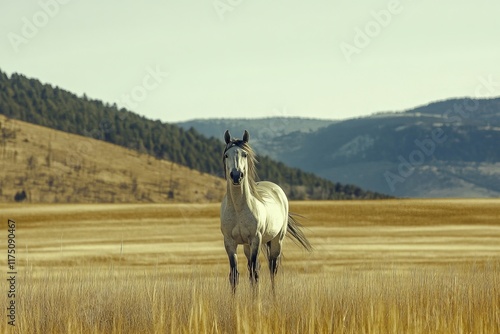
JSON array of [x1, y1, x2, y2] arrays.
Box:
[[27, 155, 37, 171]]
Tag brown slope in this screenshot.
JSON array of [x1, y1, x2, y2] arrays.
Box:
[[0, 115, 225, 203]]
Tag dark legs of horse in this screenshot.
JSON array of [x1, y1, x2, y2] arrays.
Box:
[[268, 256, 278, 287], [245, 233, 262, 290], [244, 245, 260, 285], [228, 253, 239, 293], [267, 239, 282, 292], [225, 240, 239, 293]]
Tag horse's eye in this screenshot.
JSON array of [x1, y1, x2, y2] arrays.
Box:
[[242, 152, 247, 158], [224, 154, 228, 159]]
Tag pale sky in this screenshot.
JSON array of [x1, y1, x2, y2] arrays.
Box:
[[2, 1, 499, 122]]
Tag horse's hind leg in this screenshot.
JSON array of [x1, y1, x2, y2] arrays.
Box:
[[267, 239, 282, 291]]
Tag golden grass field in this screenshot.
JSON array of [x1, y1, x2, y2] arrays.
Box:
[[1, 199, 499, 333]]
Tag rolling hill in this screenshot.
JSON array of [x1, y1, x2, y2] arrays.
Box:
[[0, 114, 225, 203]]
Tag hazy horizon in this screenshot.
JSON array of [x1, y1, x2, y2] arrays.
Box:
[[2, 1, 499, 123]]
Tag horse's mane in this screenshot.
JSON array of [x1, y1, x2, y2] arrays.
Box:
[[223, 139, 263, 202]]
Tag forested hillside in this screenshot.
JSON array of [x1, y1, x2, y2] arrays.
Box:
[[190, 99, 499, 197], [0, 70, 390, 200]]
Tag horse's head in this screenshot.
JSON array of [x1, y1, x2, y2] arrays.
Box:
[[223, 130, 251, 186]]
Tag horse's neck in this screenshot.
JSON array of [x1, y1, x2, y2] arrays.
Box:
[[227, 179, 256, 211]]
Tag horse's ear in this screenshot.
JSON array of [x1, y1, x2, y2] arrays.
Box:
[[224, 130, 231, 144], [242, 130, 249, 143]]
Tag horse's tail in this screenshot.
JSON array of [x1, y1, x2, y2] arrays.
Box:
[[287, 213, 313, 252]]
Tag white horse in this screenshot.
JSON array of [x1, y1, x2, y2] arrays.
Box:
[[220, 130, 312, 292]]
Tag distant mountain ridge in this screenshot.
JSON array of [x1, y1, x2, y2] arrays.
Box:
[[177, 117, 338, 157], [0, 69, 389, 200], [178, 98, 500, 197]]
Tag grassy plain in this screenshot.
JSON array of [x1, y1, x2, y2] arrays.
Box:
[[1, 199, 499, 333]]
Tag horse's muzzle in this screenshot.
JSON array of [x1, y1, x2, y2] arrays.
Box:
[[230, 169, 244, 185]]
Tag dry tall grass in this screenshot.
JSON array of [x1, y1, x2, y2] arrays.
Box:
[[1, 200, 499, 333], [8, 264, 500, 333]]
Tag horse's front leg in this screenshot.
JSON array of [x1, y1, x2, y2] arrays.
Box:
[[245, 233, 262, 285], [224, 239, 239, 293]]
